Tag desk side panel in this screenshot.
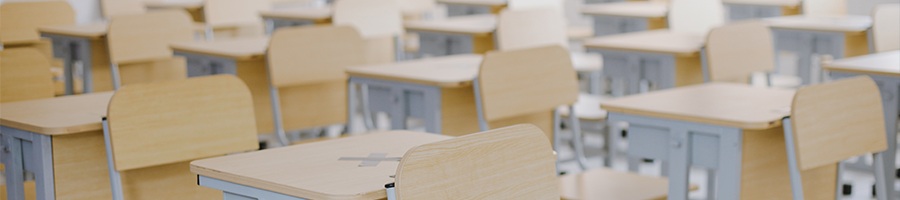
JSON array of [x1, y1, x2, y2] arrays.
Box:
[[472, 33, 495, 54], [441, 86, 481, 136], [90, 38, 114, 92], [844, 32, 870, 58], [236, 59, 275, 134], [0, 181, 36, 200], [740, 127, 836, 199], [674, 55, 704, 87]]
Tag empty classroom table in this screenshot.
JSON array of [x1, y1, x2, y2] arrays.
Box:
[[723, 0, 800, 21], [824, 50, 899, 179], [190, 130, 452, 200], [260, 7, 333, 34], [601, 83, 840, 200], [580, 1, 668, 36], [37, 23, 109, 95], [764, 15, 872, 85], [404, 14, 496, 57], [438, 0, 506, 16]]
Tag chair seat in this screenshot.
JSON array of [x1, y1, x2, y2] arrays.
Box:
[[570, 52, 603, 72], [559, 168, 695, 200], [558, 93, 609, 121]]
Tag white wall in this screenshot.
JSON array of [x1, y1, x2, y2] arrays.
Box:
[[0, 0, 103, 24]]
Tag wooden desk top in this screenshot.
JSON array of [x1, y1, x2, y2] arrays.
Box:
[[404, 14, 497, 36], [583, 29, 704, 56], [601, 83, 795, 130], [437, 0, 506, 6], [0, 92, 113, 135], [346, 54, 483, 88], [824, 50, 899, 77], [191, 131, 453, 200], [170, 37, 269, 60], [259, 7, 333, 22], [764, 15, 872, 33], [144, 0, 204, 10], [38, 23, 108, 39], [581, 1, 668, 18], [722, 0, 799, 7]]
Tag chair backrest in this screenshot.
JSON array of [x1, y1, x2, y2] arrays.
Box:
[[106, 75, 258, 171], [872, 3, 899, 53], [803, 0, 847, 16], [477, 45, 578, 121], [0, 1, 75, 45], [204, 0, 272, 28], [497, 8, 568, 51], [394, 124, 559, 200], [267, 26, 367, 87], [101, 0, 147, 19], [790, 76, 886, 171], [669, 0, 724, 35], [333, 0, 404, 39], [0, 48, 54, 103], [705, 20, 775, 83], [107, 10, 194, 65]]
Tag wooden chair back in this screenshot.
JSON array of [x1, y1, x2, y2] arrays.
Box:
[[0, 1, 74, 45], [803, 0, 846, 16], [101, 0, 147, 19], [267, 26, 367, 87], [790, 76, 886, 171], [333, 0, 404, 39], [669, 0, 724, 35], [705, 20, 775, 83], [107, 10, 194, 65], [497, 8, 568, 51], [204, 0, 272, 28], [0, 48, 54, 102], [477, 45, 578, 121], [872, 3, 899, 53], [106, 75, 258, 171], [394, 124, 559, 200]]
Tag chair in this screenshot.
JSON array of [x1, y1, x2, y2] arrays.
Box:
[[100, 0, 146, 19], [668, 0, 725, 36], [705, 20, 802, 88], [0, 1, 74, 46], [783, 76, 889, 200], [0, 48, 55, 103], [802, 0, 846, 16], [391, 124, 560, 200], [871, 3, 899, 53], [106, 10, 193, 90], [102, 75, 259, 200], [266, 25, 367, 146], [333, 0, 405, 63], [204, 0, 272, 40]]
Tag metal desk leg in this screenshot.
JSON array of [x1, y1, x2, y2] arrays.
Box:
[[877, 80, 898, 198], [198, 176, 308, 200], [1, 134, 25, 200], [30, 134, 55, 200], [717, 128, 743, 200], [667, 128, 691, 200], [76, 38, 94, 93]]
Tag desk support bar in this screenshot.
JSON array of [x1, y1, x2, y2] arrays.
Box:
[[102, 118, 126, 200]]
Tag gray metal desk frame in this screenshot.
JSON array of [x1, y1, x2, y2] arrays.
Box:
[[198, 176, 309, 200], [40, 33, 95, 95], [587, 15, 656, 37], [347, 76, 443, 134], [587, 48, 678, 97], [174, 51, 240, 77], [726, 4, 784, 21], [262, 18, 316, 35], [771, 28, 853, 85], [608, 112, 743, 200], [0, 126, 57, 200], [446, 4, 492, 17], [410, 30, 478, 57]]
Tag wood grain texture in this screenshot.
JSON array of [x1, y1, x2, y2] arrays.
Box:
[[790, 76, 886, 170], [37, 23, 107, 39], [823, 50, 899, 77], [0, 48, 55, 103], [267, 25, 367, 87], [403, 14, 497, 36], [673, 54, 704, 87], [872, 4, 899, 53], [191, 131, 453, 200], [583, 30, 704, 57], [259, 7, 333, 22], [117, 56, 188, 87], [107, 10, 194, 64], [170, 37, 269, 60], [345, 54, 483, 88], [101, 0, 147, 18], [333, 0, 403, 39], [600, 83, 795, 130], [0, 1, 75, 45], [705, 20, 775, 84], [497, 8, 568, 51], [0, 92, 112, 135], [478, 45, 578, 121], [107, 75, 258, 171], [843, 30, 870, 57], [764, 15, 872, 32], [580, 1, 668, 18], [739, 127, 836, 199], [204, 0, 270, 28], [278, 80, 349, 131], [394, 124, 558, 200], [0, 181, 35, 200], [559, 168, 693, 200]]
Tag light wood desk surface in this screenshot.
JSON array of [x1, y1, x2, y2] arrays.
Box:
[[824, 50, 900, 77], [404, 14, 497, 36], [437, 0, 506, 7], [600, 82, 795, 130], [191, 131, 453, 200], [580, 1, 668, 18], [346, 54, 483, 88], [722, 0, 799, 7], [38, 23, 108, 39], [764, 15, 873, 32], [583, 29, 704, 57], [0, 91, 112, 135], [143, 0, 204, 10], [170, 37, 269, 60], [259, 7, 333, 22]]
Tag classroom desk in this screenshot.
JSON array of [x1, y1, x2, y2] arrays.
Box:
[[824, 51, 899, 181], [764, 15, 872, 85], [404, 14, 496, 57], [580, 1, 668, 36], [601, 83, 839, 200], [38, 23, 110, 95], [259, 7, 333, 35], [438, 0, 506, 17], [143, 0, 206, 22], [0, 92, 221, 200], [190, 130, 453, 200], [722, 0, 800, 21], [583, 29, 705, 97]]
